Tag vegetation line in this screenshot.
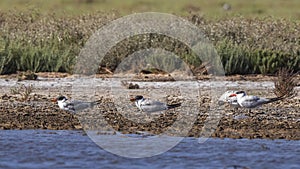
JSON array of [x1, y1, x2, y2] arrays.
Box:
[[0, 10, 299, 75]]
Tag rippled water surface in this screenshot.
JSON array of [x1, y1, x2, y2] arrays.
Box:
[[0, 130, 299, 169]]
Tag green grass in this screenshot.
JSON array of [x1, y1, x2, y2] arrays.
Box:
[[0, 35, 78, 74], [217, 39, 300, 75]]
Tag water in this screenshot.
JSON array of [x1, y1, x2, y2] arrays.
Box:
[[0, 130, 299, 169]]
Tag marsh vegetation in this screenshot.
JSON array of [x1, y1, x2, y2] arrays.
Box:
[[0, 1, 299, 75]]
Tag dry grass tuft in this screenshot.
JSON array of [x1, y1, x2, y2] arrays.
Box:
[[273, 68, 298, 98], [10, 84, 34, 101]]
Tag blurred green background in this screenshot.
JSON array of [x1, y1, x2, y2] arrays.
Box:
[[1, 0, 299, 19]]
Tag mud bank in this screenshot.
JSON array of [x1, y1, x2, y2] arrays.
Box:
[[0, 75, 299, 140]]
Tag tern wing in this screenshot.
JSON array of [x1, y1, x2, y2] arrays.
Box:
[[243, 95, 260, 102], [65, 102, 76, 112], [66, 101, 93, 113], [140, 99, 168, 113], [75, 102, 91, 111], [240, 95, 268, 108]]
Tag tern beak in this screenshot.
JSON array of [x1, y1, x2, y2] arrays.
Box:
[[130, 98, 136, 102], [51, 98, 57, 102], [229, 94, 237, 97]]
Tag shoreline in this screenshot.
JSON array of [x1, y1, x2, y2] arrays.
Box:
[[0, 99, 299, 140], [0, 74, 299, 140]]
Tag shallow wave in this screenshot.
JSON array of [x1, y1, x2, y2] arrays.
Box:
[[0, 130, 299, 169]]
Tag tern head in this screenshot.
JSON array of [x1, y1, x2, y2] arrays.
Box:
[[51, 96, 68, 110], [51, 96, 68, 103], [229, 91, 246, 98], [130, 95, 144, 102], [57, 96, 68, 102]]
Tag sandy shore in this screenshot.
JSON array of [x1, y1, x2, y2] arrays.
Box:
[[0, 74, 299, 140]]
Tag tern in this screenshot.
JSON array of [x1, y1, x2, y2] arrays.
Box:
[[229, 91, 283, 108], [130, 95, 181, 113], [52, 96, 99, 113], [218, 90, 241, 107]]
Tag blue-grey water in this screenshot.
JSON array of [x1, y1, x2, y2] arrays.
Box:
[[0, 130, 299, 169]]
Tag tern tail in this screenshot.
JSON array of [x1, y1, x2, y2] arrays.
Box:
[[91, 100, 101, 107], [266, 96, 284, 104], [167, 103, 181, 109]]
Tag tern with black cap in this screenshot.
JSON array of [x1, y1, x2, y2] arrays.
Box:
[[52, 96, 100, 113], [130, 95, 181, 113], [229, 91, 283, 108]]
